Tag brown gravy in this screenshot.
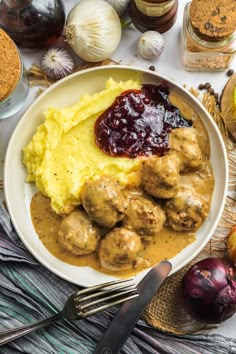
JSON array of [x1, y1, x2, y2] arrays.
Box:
[[31, 191, 197, 278], [30, 92, 215, 278]]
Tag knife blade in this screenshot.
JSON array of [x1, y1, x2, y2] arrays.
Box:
[[94, 260, 172, 354]]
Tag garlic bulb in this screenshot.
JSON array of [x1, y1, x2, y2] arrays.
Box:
[[138, 31, 165, 61], [41, 48, 75, 79], [104, 0, 130, 16], [65, 0, 122, 63]]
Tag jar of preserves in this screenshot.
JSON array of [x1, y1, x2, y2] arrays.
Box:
[[0, 29, 29, 119], [129, 0, 178, 33], [180, 1, 236, 71]]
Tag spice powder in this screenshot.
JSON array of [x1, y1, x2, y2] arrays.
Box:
[[0, 29, 21, 101]]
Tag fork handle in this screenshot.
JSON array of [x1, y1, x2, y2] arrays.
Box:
[[0, 312, 62, 346]]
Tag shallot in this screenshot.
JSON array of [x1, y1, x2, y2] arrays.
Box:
[[182, 257, 236, 324]]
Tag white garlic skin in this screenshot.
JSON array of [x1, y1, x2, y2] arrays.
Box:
[[138, 31, 165, 61], [41, 48, 75, 79], [65, 0, 122, 63], [104, 0, 130, 16]]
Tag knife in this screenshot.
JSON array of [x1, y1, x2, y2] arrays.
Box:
[[94, 260, 172, 354]]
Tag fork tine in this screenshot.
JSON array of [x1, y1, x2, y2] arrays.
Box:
[[96, 279, 135, 292], [78, 288, 137, 310], [82, 293, 139, 318], [77, 283, 137, 302], [73, 278, 138, 319], [75, 278, 135, 296]]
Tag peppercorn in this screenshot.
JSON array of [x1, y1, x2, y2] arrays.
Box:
[[204, 82, 211, 89], [214, 92, 219, 100], [198, 83, 204, 90], [208, 87, 214, 95], [149, 65, 156, 71], [226, 69, 234, 76]]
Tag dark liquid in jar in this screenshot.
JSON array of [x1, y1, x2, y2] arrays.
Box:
[[95, 84, 192, 158], [0, 0, 65, 48]]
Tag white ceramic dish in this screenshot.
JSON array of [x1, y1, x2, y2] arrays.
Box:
[[4, 65, 228, 287]]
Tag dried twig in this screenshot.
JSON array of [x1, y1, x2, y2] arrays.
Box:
[[28, 64, 55, 88]]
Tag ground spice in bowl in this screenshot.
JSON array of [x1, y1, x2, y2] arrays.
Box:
[[0, 29, 21, 101], [0, 29, 29, 119]]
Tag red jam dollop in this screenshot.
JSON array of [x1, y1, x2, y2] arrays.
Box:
[[94, 84, 192, 158]]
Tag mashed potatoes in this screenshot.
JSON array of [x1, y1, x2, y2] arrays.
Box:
[[23, 78, 142, 214]]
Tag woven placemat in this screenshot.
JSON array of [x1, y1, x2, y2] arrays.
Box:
[[24, 60, 236, 335]]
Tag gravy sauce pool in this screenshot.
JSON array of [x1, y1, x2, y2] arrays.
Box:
[[31, 192, 196, 278], [30, 91, 215, 278]]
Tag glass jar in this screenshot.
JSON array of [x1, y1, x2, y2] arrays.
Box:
[[0, 0, 65, 48], [0, 30, 29, 119], [180, 2, 236, 71], [129, 0, 178, 33]]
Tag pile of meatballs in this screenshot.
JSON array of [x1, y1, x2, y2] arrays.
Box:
[[58, 127, 209, 273]]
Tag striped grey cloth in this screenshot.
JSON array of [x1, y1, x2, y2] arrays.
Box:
[[0, 201, 236, 354]]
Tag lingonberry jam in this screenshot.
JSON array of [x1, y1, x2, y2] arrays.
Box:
[[95, 84, 192, 158]]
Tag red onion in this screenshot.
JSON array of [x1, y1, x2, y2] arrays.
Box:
[[182, 257, 236, 324]]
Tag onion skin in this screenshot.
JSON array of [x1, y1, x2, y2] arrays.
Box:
[[182, 257, 236, 324]]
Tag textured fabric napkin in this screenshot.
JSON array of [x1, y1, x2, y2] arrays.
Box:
[[0, 201, 236, 354]]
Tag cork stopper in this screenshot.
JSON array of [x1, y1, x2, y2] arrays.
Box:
[[0, 29, 21, 101], [190, 0, 236, 42]]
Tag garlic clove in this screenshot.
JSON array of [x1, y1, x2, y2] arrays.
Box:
[[41, 48, 75, 80], [104, 0, 130, 16], [138, 31, 165, 61]]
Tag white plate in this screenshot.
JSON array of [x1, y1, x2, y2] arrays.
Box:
[[4, 65, 228, 286]]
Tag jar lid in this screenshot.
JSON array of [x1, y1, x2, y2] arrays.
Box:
[[135, 0, 175, 17], [190, 0, 236, 42], [0, 29, 21, 101], [130, 0, 178, 33]]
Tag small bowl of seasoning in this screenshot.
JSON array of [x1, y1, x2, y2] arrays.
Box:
[[0, 29, 29, 119]]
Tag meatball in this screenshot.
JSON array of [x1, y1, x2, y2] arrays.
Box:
[[141, 155, 180, 199], [123, 193, 166, 240], [164, 187, 208, 232], [98, 227, 143, 271], [168, 127, 202, 172], [81, 177, 127, 228], [58, 210, 100, 255]]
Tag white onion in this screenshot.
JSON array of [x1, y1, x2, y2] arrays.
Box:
[[64, 0, 122, 62]]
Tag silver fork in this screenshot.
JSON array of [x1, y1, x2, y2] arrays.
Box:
[[0, 278, 138, 346]]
